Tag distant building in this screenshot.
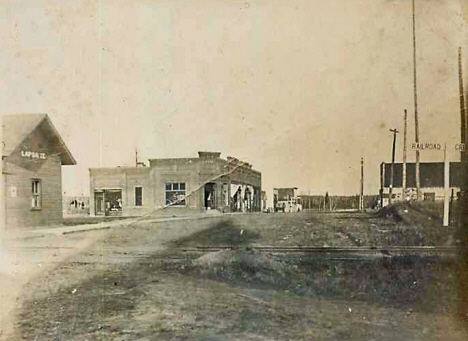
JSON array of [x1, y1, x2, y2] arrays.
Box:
[[379, 162, 463, 206], [89, 151, 262, 216], [273, 187, 302, 212], [274, 188, 298, 202], [2, 114, 76, 227]]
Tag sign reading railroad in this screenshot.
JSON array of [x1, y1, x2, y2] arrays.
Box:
[[411, 143, 442, 151]]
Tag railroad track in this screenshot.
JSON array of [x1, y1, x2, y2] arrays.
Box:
[[177, 245, 461, 257], [58, 246, 462, 264]]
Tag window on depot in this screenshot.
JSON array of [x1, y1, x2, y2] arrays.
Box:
[[135, 187, 143, 206], [165, 182, 186, 206], [31, 179, 42, 209]]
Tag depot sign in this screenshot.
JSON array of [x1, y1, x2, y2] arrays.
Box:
[[411, 143, 442, 151], [21, 150, 47, 160]]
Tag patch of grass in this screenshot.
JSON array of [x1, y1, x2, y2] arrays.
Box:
[[321, 202, 459, 246], [171, 219, 260, 247], [185, 250, 459, 313]]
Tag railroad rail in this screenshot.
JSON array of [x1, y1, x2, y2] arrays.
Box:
[[177, 245, 461, 258]]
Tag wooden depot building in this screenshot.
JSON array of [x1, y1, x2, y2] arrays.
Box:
[[2, 114, 76, 228]]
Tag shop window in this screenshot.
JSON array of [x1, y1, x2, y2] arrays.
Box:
[[106, 190, 122, 212], [31, 179, 42, 209], [165, 182, 186, 206], [135, 187, 143, 206]]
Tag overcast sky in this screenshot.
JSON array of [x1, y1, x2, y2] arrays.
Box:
[[1, 0, 467, 199]]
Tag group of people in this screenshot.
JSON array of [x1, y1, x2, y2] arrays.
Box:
[[69, 199, 86, 210], [231, 186, 254, 212]]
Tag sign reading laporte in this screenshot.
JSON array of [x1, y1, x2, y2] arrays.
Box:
[[21, 150, 47, 160]]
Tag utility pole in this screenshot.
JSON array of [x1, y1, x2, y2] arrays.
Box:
[[0, 114, 4, 233], [360, 157, 364, 211], [458, 46, 467, 227], [389, 129, 399, 205], [402, 109, 408, 201], [412, 0, 421, 201], [458, 46, 467, 222], [459, 47, 466, 150], [459, 45, 468, 326], [457, 51, 467, 310], [443, 143, 450, 227]]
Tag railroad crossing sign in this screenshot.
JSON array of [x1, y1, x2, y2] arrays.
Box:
[[455, 143, 465, 151], [411, 143, 466, 151], [411, 142, 442, 151]]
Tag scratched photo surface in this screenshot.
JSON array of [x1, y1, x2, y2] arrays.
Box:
[[1, 0, 468, 340]]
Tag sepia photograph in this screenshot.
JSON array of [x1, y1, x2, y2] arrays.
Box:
[[1, 0, 468, 340]]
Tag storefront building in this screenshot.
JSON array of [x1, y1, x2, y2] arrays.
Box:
[[89, 152, 262, 216], [379, 161, 463, 206], [2, 114, 76, 227]]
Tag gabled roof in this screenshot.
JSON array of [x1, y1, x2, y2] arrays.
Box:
[[2, 113, 76, 165]]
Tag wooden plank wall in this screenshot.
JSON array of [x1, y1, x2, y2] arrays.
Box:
[[4, 156, 63, 227]]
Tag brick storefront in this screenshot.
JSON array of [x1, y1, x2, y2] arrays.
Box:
[[89, 152, 261, 216]]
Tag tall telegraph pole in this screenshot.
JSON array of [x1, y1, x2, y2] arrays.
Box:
[[412, 0, 421, 200], [403, 109, 408, 200], [360, 157, 364, 211], [458, 45, 468, 325], [0, 114, 4, 232], [389, 129, 399, 205], [459, 47, 466, 150], [458, 47, 467, 208]]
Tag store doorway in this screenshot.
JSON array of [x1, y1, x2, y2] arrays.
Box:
[[95, 191, 105, 216], [204, 183, 217, 210]]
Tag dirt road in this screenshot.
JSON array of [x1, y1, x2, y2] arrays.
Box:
[[4, 211, 468, 340], [0, 227, 109, 340]]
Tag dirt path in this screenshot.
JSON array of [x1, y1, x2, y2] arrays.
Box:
[[1, 214, 228, 340], [0, 211, 228, 340], [0, 228, 111, 340]]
